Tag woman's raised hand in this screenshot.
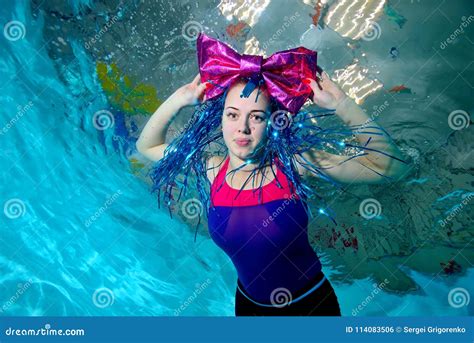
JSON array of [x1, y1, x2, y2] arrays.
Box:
[[172, 74, 208, 108], [303, 72, 347, 110]]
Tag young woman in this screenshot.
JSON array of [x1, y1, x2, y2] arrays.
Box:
[[136, 34, 408, 316]]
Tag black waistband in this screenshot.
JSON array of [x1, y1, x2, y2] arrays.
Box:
[[237, 269, 326, 305]]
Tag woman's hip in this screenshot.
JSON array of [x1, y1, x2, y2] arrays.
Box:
[[234, 271, 341, 316]]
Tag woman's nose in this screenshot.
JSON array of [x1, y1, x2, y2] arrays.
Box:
[[238, 117, 251, 134]]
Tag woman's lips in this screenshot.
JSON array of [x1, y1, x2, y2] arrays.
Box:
[[235, 139, 251, 147]]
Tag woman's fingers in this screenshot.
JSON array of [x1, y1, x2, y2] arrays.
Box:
[[196, 82, 208, 102], [320, 71, 330, 82], [303, 78, 322, 92], [197, 82, 207, 94], [191, 73, 201, 86]]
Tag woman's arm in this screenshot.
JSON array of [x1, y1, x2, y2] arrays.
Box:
[[297, 73, 409, 184], [136, 74, 207, 162]]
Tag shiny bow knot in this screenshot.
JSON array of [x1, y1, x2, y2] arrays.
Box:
[[197, 33, 321, 114], [239, 55, 263, 76]]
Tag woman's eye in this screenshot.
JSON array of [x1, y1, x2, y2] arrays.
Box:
[[227, 112, 238, 119], [251, 115, 264, 123]]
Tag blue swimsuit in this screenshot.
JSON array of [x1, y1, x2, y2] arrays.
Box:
[[207, 156, 323, 304]]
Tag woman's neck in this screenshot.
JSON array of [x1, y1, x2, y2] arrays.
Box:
[[228, 154, 270, 173]]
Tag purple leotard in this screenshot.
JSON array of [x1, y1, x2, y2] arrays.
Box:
[[208, 156, 322, 303]]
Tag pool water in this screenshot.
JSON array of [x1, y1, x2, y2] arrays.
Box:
[[0, 0, 472, 316]]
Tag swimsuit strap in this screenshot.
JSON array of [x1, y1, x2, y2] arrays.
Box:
[[211, 155, 230, 189]]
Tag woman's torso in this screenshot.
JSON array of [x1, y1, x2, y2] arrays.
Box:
[[207, 155, 322, 303]]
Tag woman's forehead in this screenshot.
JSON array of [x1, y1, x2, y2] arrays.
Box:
[[224, 83, 270, 111]]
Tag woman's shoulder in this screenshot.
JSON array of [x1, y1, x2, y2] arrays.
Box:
[[206, 155, 227, 184]]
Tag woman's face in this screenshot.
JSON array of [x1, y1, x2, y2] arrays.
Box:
[[222, 82, 270, 161]]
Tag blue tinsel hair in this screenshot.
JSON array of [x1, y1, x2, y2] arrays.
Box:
[[147, 78, 403, 242]]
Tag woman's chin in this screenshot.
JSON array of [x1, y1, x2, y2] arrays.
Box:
[[231, 148, 253, 161]]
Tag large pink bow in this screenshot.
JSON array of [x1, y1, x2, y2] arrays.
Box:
[[197, 33, 320, 114]]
